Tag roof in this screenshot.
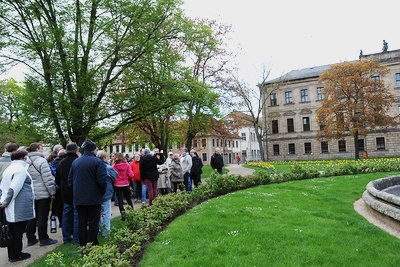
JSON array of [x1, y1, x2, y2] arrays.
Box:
[[264, 64, 331, 85]]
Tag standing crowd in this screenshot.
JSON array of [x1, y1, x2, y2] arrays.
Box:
[[0, 140, 225, 263]]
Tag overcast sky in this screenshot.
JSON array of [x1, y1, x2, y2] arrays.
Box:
[[182, 0, 400, 85], [2, 0, 399, 85]]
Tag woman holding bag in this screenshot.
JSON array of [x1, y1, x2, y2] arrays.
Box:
[[0, 150, 35, 263]]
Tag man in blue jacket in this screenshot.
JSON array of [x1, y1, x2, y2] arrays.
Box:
[[68, 139, 106, 246]]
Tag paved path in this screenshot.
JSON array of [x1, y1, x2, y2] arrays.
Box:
[[0, 203, 142, 267], [225, 164, 255, 176]]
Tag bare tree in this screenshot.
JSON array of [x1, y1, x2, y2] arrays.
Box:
[[225, 67, 280, 161]]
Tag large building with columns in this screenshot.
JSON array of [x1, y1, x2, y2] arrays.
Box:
[[262, 49, 400, 160]]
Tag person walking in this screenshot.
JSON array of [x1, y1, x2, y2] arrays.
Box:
[[190, 150, 203, 187], [0, 142, 18, 181], [112, 152, 134, 220], [0, 150, 35, 263], [97, 151, 117, 236], [57, 143, 79, 244], [180, 148, 192, 191], [170, 154, 183, 193], [210, 148, 224, 174], [26, 142, 58, 247], [139, 148, 164, 205], [236, 155, 241, 165], [68, 139, 107, 246]]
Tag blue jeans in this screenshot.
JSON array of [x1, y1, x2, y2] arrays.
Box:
[[61, 203, 79, 244], [100, 200, 111, 237], [142, 184, 147, 203]]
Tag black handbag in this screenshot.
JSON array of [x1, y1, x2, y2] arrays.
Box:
[[0, 207, 13, 247]]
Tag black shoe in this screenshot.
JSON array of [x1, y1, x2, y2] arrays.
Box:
[[27, 239, 38, 246], [40, 238, 58, 247], [9, 252, 31, 263]]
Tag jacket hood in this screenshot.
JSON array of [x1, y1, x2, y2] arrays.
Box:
[[27, 151, 45, 163], [113, 162, 129, 172]]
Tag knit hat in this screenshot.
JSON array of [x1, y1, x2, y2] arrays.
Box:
[[66, 142, 79, 153], [82, 139, 97, 151]]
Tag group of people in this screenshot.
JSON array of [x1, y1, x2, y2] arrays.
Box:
[[0, 140, 225, 263]]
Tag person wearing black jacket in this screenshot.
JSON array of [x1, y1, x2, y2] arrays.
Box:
[[139, 148, 164, 205], [190, 150, 203, 187], [56, 143, 79, 244], [210, 148, 224, 174], [68, 139, 106, 246]]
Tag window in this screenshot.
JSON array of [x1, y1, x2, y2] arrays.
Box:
[[338, 140, 346, 152], [285, 91, 293, 104], [272, 120, 279, 134], [216, 139, 219, 147], [376, 137, 385, 150], [357, 139, 365, 152], [321, 141, 329, 153], [270, 93, 277, 106], [371, 75, 380, 81], [288, 143, 296, 155], [300, 89, 309, 102], [193, 140, 197, 148], [241, 133, 246, 141], [202, 153, 207, 161], [212, 139, 215, 147], [304, 142, 312, 154], [303, 117, 310, 131], [396, 73, 400, 88], [317, 87, 324, 100], [236, 141, 239, 147], [202, 139, 207, 147], [273, 144, 280, 156], [116, 145, 120, 153], [287, 118, 294, 133]]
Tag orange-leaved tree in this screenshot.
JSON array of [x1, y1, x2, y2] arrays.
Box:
[[316, 60, 397, 159]]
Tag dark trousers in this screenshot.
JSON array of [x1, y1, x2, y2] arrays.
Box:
[[76, 205, 101, 246], [191, 173, 201, 187], [114, 186, 133, 214], [131, 181, 142, 199], [7, 221, 27, 260], [172, 181, 184, 193], [143, 179, 158, 205], [216, 168, 223, 174], [51, 190, 63, 226], [26, 197, 51, 242]]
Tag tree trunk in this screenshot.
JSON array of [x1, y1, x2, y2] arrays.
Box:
[[254, 124, 265, 161], [353, 133, 359, 160]]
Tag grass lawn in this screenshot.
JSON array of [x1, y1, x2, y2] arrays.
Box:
[[140, 171, 400, 266]]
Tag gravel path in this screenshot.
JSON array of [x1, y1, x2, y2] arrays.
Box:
[[225, 164, 255, 176]]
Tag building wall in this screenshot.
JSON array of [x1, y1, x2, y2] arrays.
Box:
[[263, 50, 400, 160]]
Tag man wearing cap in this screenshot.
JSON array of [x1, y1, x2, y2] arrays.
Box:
[[57, 142, 80, 244], [68, 139, 106, 246]]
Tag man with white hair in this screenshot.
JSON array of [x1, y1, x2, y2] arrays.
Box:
[[180, 148, 192, 191]]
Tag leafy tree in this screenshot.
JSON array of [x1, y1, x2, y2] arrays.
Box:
[[0, 79, 44, 147], [317, 60, 397, 159], [0, 0, 189, 146], [180, 19, 231, 150]]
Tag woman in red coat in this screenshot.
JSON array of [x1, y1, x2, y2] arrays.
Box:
[[129, 153, 141, 203], [112, 153, 134, 220]]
